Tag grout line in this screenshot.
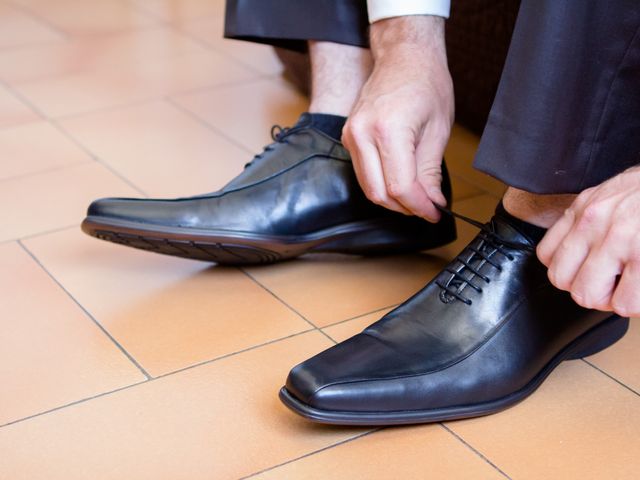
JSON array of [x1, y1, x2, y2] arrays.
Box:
[[53, 96, 168, 122], [166, 72, 278, 102], [0, 327, 318, 430], [239, 267, 337, 344], [238, 429, 381, 479], [17, 240, 152, 380], [0, 78, 149, 197], [127, 2, 277, 78], [439, 424, 512, 479], [0, 379, 147, 429], [51, 121, 149, 197], [166, 96, 255, 155], [0, 159, 94, 185], [582, 359, 640, 397], [4, 0, 70, 39], [321, 304, 400, 330], [0, 223, 78, 246], [153, 327, 316, 380]]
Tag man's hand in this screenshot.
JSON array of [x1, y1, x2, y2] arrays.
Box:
[[537, 166, 640, 317], [341, 16, 454, 222]]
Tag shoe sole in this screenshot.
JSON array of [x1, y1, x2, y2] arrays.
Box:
[[81, 215, 455, 265], [278, 314, 629, 426]]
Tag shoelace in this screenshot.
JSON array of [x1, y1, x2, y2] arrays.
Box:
[[434, 205, 534, 306], [244, 125, 293, 169]]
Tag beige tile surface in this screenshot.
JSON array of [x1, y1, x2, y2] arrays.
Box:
[[0, 242, 144, 425], [0, 121, 90, 181], [0, 332, 368, 480], [445, 124, 507, 198], [60, 100, 249, 197], [0, 86, 40, 130], [136, 0, 226, 22], [253, 425, 504, 480], [0, 27, 207, 86], [0, 162, 139, 241], [172, 77, 308, 153], [0, 2, 63, 49], [448, 360, 640, 480], [12, 0, 158, 36], [15, 49, 257, 118], [588, 317, 640, 393], [181, 15, 284, 75], [24, 229, 313, 376]]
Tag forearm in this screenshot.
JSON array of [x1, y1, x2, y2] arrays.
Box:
[[369, 16, 447, 63]]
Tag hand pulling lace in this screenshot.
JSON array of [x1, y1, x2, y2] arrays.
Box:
[[434, 205, 532, 306]]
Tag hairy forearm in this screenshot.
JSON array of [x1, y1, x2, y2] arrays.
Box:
[[369, 15, 447, 61]]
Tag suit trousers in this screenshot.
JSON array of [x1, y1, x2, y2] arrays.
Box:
[[225, 0, 640, 194]]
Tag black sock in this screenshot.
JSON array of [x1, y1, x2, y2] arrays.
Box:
[[495, 201, 547, 244], [296, 112, 347, 141]]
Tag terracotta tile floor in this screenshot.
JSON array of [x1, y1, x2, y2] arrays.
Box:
[[1, 1, 638, 478]]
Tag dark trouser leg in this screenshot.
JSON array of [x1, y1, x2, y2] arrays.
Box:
[[224, 0, 369, 52], [474, 0, 640, 194]]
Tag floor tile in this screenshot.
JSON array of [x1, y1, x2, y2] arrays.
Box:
[[445, 124, 507, 198], [246, 254, 449, 329], [60, 100, 249, 197], [12, 0, 158, 36], [14, 49, 256, 118], [180, 16, 284, 75], [253, 425, 504, 480], [0, 242, 144, 426], [0, 2, 64, 49], [24, 229, 313, 376], [322, 308, 395, 343], [0, 86, 40, 130], [448, 360, 640, 480], [0, 27, 207, 87], [172, 77, 308, 153], [0, 162, 139, 241], [246, 194, 498, 328], [0, 121, 90, 181], [136, 0, 226, 22], [0, 332, 368, 480], [450, 173, 484, 201], [588, 317, 640, 393]]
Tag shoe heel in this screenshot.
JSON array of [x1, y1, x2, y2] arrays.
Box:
[[568, 315, 629, 359]]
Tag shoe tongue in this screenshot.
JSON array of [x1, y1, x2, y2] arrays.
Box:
[[294, 112, 314, 128], [490, 206, 546, 246]]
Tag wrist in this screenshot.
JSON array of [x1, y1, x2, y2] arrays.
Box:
[[370, 15, 446, 61]]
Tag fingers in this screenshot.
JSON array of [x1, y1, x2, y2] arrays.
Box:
[[537, 208, 576, 267], [545, 232, 590, 292], [342, 122, 411, 215], [375, 126, 441, 221], [611, 260, 640, 317], [415, 120, 449, 209], [569, 245, 622, 311]]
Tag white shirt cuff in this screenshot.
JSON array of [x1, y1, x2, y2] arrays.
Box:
[[367, 0, 451, 23]]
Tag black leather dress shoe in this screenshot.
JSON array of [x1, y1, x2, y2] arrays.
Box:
[[280, 207, 629, 425], [82, 114, 456, 264]]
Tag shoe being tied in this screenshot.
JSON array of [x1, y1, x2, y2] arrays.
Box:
[[82, 113, 456, 265], [280, 204, 629, 425]]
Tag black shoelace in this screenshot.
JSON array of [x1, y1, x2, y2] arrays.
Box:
[[244, 125, 294, 169], [434, 205, 534, 306]]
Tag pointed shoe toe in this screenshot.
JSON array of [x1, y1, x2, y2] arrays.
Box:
[[279, 207, 629, 426]]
